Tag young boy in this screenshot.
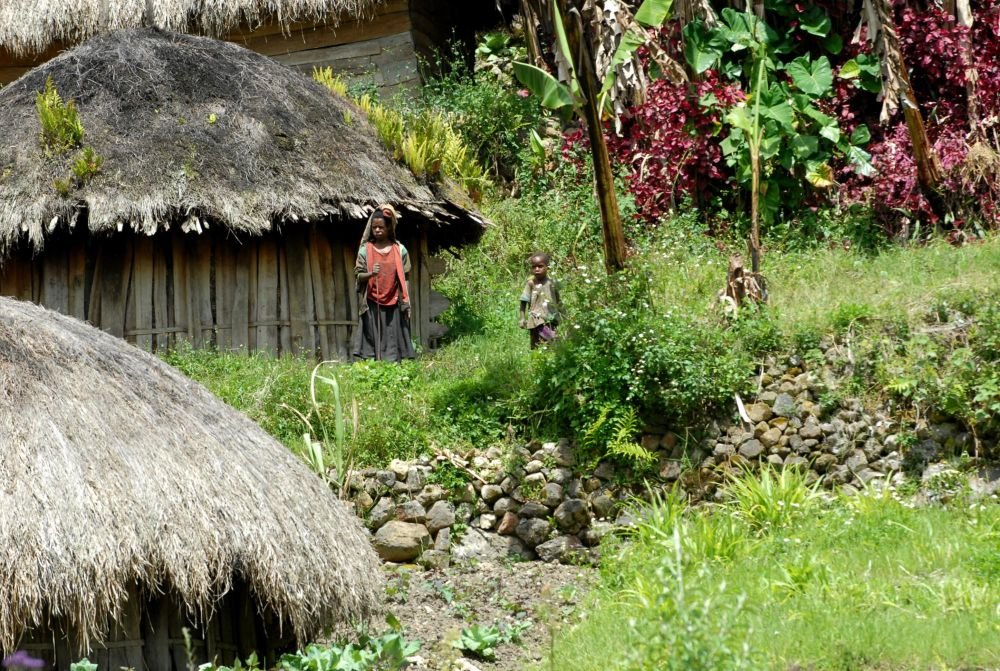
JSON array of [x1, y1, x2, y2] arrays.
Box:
[[518, 252, 562, 349]]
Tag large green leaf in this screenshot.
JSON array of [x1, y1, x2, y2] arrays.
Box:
[[635, 0, 674, 27], [787, 56, 833, 97], [819, 124, 841, 144], [791, 134, 819, 159], [845, 145, 875, 177], [682, 22, 723, 73], [799, 6, 832, 37], [725, 105, 754, 133], [839, 59, 861, 79], [512, 62, 575, 110], [850, 124, 871, 145], [762, 100, 794, 130]]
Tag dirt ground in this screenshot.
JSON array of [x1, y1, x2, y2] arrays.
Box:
[[382, 557, 597, 671]]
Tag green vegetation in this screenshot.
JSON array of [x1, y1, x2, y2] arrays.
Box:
[[36, 77, 84, 154], [313, 67, 490, 200], [538, 468, 1000, 670]]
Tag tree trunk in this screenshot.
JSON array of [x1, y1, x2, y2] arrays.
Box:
[[520, 0, 545, 68], [872, 0, 944, 197], [557, 0, 628, 273]]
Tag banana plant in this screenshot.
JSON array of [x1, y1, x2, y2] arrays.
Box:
[[512, 0, 675, 274], [684, 7, 874, 274]]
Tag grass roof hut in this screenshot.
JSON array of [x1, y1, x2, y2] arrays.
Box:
[[0, 28, 485, 358], [0, 295, 382, 670]]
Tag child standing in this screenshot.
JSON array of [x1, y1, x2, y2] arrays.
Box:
[[518, 252, 562, 349]]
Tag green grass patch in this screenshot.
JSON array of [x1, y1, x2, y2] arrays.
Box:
[[539, 470, 1000, 671]]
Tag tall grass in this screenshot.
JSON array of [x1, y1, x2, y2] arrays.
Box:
[[538, 469, 1000, 671]]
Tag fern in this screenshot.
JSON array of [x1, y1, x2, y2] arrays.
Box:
[[36, 77, 84, 154], [606, 407, 655, 465]]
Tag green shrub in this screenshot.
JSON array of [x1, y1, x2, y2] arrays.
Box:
[[418, 37, 543, 180], [528, 264, 753, 459]]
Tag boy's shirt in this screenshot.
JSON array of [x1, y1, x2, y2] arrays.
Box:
[[520, 277, 561, 329]]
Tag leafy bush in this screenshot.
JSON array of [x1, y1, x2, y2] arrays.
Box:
[[527, 264, 754, 459], [418, 37, 543, 180]]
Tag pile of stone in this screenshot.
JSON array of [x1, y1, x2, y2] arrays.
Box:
[[351, 440, 629, 568], [349, 342, 995, 568]]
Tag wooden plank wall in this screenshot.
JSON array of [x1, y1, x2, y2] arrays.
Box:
[[227, 0, 421, 98], [0, 225, 446, 358]]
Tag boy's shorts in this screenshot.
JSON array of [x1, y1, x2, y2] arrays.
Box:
[[530, 324, 557, 348]]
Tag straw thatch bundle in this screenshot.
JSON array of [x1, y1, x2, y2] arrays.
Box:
[[0, 296, 382, 651], [0, 0, 381, 57], [0, 27, 482, 257]]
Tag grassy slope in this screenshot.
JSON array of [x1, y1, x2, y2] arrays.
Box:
[[540, 485, 1000, 671]]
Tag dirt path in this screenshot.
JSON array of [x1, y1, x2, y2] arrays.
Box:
[[383, 558, 597, 671]]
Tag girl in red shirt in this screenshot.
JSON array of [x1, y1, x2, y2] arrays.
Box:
[[352, 205, 415, 361]]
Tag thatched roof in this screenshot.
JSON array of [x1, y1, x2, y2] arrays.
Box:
[[0, 295, 382, 650], [0, 28, 485, 257], [0, 0, 382, 57]]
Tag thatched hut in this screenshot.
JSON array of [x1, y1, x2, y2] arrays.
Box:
[[0, 28, 485, 357], [0, 295, 382, 670], [0, 0, 499, 96]]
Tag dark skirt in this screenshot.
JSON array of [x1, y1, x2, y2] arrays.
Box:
[[353, 300, 415, 362]]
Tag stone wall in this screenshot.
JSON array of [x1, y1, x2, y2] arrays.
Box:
[[349, 341, 999, 567]]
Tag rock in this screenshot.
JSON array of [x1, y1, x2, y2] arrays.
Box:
[[519, 501, 550, 518], [746, 402, 773, 423], [590, 492, 615, 519], [769, 416, 789, 431], [457, 483, 477, 503], [813, 453, 837, 473], [405, 467, 428, 492], [480, 484, 504, 504], [845, 450, 868, 472], [739, 439, 765, 459], [354, 490, 374, 511], [784, 455, 807, 469], [754, 421, 770, 437], [373, 521, 431, 562], [452, 528, 496, 563], [549, 467, 574, 484], [799, 418, 823, 439], [714, 443, 735, 458], [542, 482, 564, 507], [388, 459, 410, 480], [566, 478, 585, 498], [552, 440, 577, 467], [525, 459, 545, 475], [416, 484, 447, 509], [641, 434, 661, 452], [759, 428, 782, 449], [593, 462, 616, 480], [554, 498, 591, 534], [418, 549, 450, 570], [535, 535, 584, 563], [515, 517, 552, 548], [767, 454, 784, 467], [772, 393, 797, 417], [426, 500, 456, 534], [524, 472, 546, 485], [497, 512, 519, 535], [493, 496, 516, 515], [659, 460, 682, 481], [375, 470, 397, 488], [366, 497, 395, 530], [476, 514, 497, 530], [580, 521, 615, 547], [395, 500, 427, 523], [584, 477, 602, 493]]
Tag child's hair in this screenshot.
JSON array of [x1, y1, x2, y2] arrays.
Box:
[[528, 252, 550, 266]]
